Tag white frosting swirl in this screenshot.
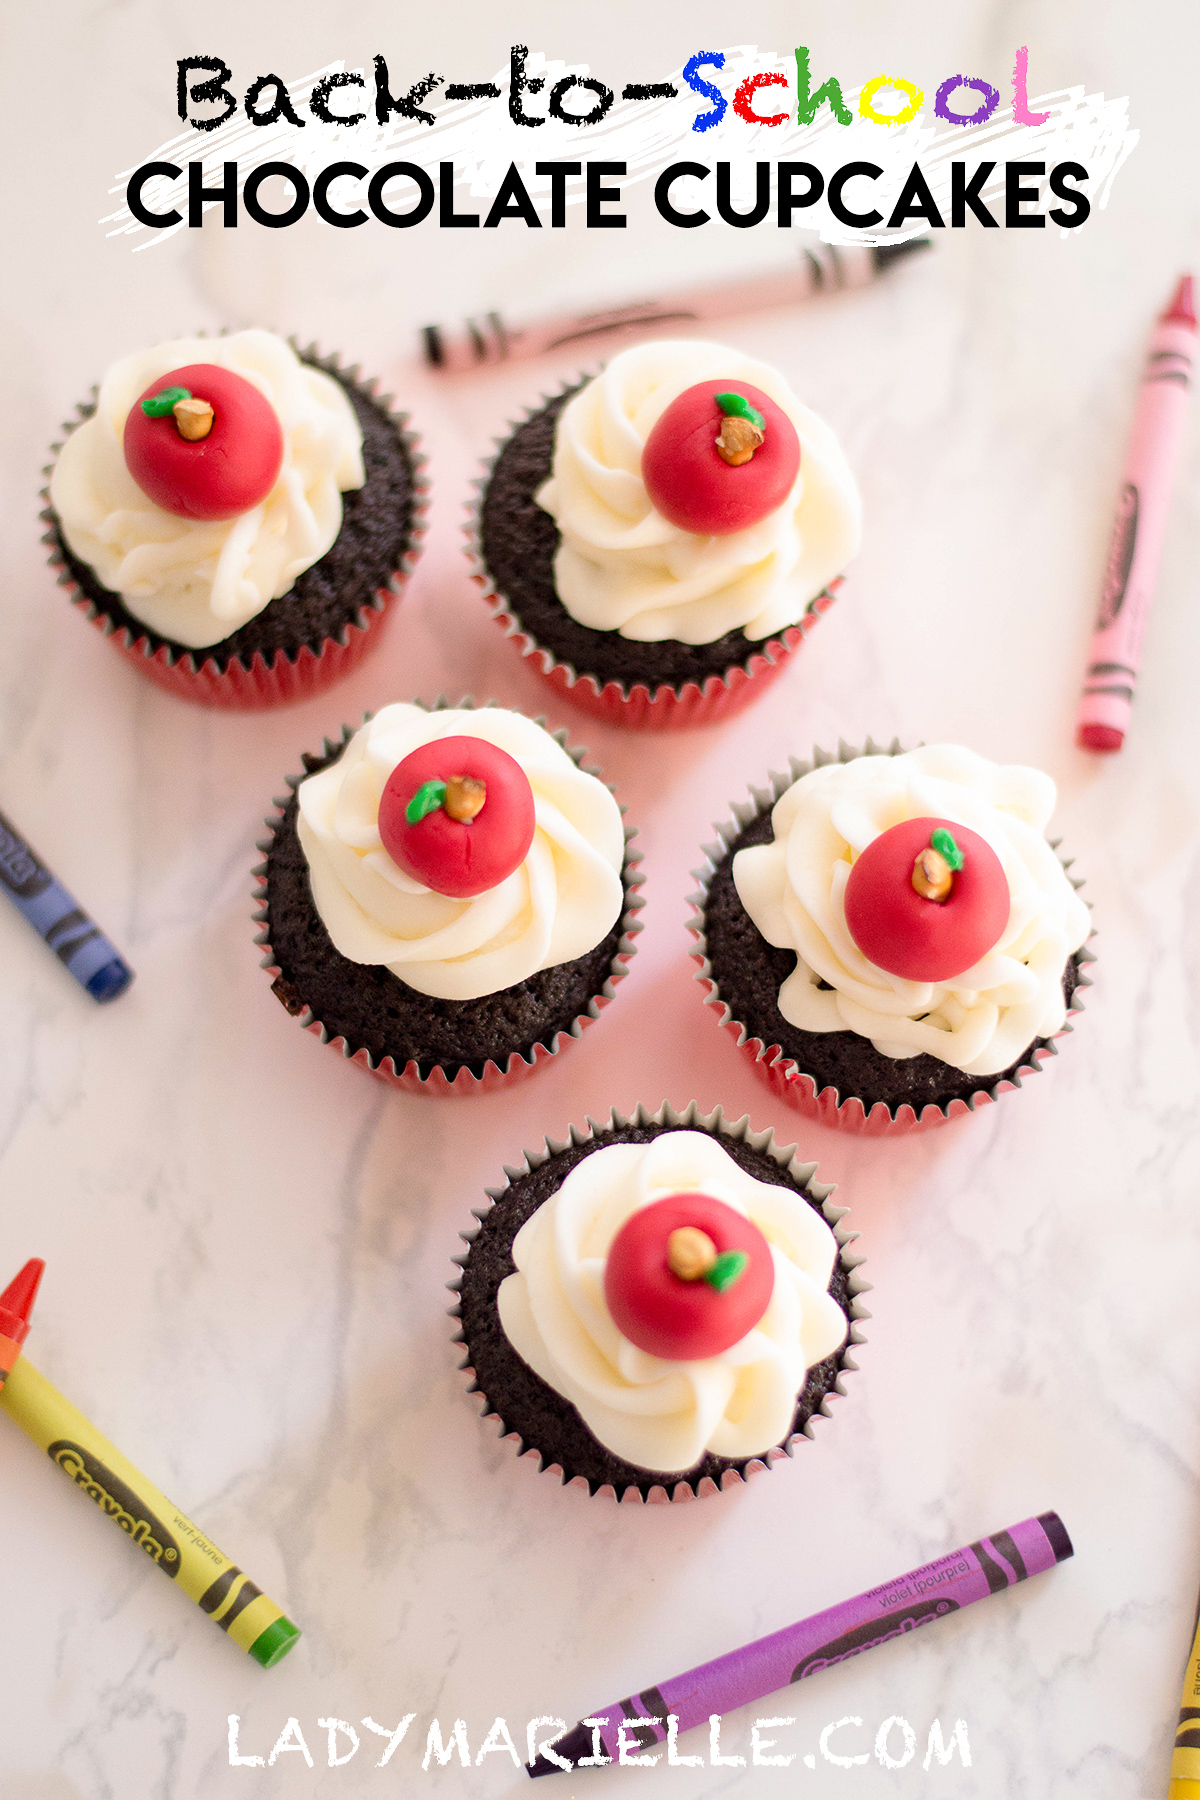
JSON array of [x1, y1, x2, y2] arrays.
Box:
[[296, 705, 626, 1003], [533, 339, 861, 645], [497, 1131, 848, 1474], [731, 745, 1091, 1077], [50, 329, 365, 648]]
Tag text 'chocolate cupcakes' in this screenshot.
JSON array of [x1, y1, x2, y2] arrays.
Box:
[[450, 1102, 868, 1502], [690, 740, 1095, 1135], [254, 698, 643, 1097]]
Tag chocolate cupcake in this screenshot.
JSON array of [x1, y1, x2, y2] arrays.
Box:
[[45, 330, 426, 708], [451, 1102, 867, 1503], [691, 741, 1094, 1134], [472, 339, 859, 728], [255, 699, 642, 1096]]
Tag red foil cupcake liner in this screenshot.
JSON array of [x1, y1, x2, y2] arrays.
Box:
[[467, 379, 841, 730], [448, 1100, 868, 1502], [688, 740, 1096, 1136], [479, 579, 839, 730], [64, 593, 408, 710], [253, 698, 643, 1097], [43, 347, 429, 711]]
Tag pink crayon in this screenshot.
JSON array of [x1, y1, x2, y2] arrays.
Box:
[[422, 240, 929, 372], [1077, 275, 1196, 753], [528, 1511, 1072, 1774]]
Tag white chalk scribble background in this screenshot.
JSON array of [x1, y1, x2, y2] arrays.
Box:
[[101, 45, 1138, 251]]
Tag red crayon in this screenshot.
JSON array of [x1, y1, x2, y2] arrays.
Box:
[[1077, 275, 1196, 753], [0, 1259, 45, 1390]]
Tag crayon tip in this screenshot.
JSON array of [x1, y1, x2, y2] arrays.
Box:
[[1077, 722, 1124, 754], [1035, 1509, 1074, 1563], [0, 1258, 45, 1326], [248, 1616, 302, 1669], [86, 956, 134, 1003], [527, 1722, 592, 1777], [1161, 274, 1196, 328]]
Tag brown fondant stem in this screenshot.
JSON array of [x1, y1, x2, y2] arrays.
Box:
[[667, 1226, 718, 1281], [173, 397, 214, 441], [443, 775, 487, 822], [715, 415, 764, 467], [911, 847, 953, 902]]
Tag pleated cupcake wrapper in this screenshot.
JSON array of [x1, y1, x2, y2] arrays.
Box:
[[465, 374, 841, 730], [253, 696, 643, 1097], [687, 738, 1096, 1137], [42, 342, 429, 711], [448, 1100, 869, 1503]]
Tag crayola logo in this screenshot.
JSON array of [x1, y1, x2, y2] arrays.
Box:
[[48, 1441, 181, 1576], [790, 1598, 957, 1680], [0, 822, 50, 900], [1096, 482, 1139, 630]]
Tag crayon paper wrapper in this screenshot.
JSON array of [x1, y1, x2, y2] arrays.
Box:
[[688, 740, 1095, 1137], [1079, 314, 1196, 741], [449, 1100, 868, 1503], [0, 1358, 292, 1660], [253, 699, 643, 1098], [43, 348, 429, 712], [466, 380, 840, 731], [580, 1512, 1067, 1756], [1172, 1603, 1200, 1784]]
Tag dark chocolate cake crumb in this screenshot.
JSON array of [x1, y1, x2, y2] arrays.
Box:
[[47, 358, 417, 673], [261, 747, 635, 1083], [478, 385, 819, 693], [703, 808, 1084, 1115], [453, 1121, 858, 1499]]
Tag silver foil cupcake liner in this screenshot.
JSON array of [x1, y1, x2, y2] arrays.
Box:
[[253, 695, 643, 1097], [688, 738, 1096, 1135], [43, 340, 429, 710], [448, 1099, 869, 1502], [465, 374, 840, 729]]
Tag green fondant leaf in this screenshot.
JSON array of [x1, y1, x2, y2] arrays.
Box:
[[931, 827, 965, 871], [714, 391, 766, 432], [405, 779, 447, 825], [705, 1249, 749, 1293], [141, 386, 192, 418]]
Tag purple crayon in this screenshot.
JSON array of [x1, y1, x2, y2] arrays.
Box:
[[528, 1511, 1072, 1775]]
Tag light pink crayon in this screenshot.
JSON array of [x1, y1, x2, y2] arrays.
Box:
[[1077, 275, 1196, 753], [422, 239, 929, 372]]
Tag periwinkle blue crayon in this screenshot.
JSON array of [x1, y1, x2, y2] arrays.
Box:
[[528, 1511, 1072, 1774], [0, 808, 132, 1002]]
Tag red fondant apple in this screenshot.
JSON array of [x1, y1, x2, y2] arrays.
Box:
[[843, 815, 1010, 983], [641, 379, 800, 537], [604, 1193, 775, 1361], [377, 736, 536, 900], [123, 363, 284, 521]]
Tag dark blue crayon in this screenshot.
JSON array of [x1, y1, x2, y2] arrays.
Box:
[[0, 807, 132, 1002]]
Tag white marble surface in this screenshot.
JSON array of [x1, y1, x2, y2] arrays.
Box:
[[2, 3, 1198, 1796]]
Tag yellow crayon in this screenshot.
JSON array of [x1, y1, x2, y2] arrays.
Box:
[[1171, 1589, 1200, 1799], [1, 1355, 299, 1668]]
